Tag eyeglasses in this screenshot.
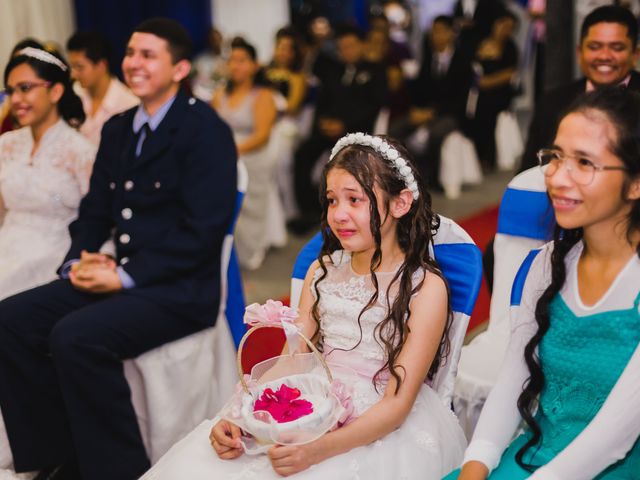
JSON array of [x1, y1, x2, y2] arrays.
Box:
[[537, 148, 627, 185], [3, 81, 51, 97]]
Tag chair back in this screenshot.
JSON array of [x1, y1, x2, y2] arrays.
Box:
[[125, 160, 248, 462], [289, 215, 483, 407], [488, 166, 553, 335], [225, 161, 248, 346]]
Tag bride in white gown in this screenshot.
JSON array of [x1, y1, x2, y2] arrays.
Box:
[[142, 134, 466, 479], [0, 47, 96, 302]]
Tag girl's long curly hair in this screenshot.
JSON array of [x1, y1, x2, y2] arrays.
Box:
[[312, 136, 452, 392], [515, 87, 640, 470]]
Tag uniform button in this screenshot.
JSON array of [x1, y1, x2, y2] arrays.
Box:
[[120, 257, 130, 265], [121, 208, 133, 220], [188, 97, 196, 105], [124, 180, 134, 191], [109, 182, 116, 190], [154, 181, 161, 189], [119, 233, 130, 244]]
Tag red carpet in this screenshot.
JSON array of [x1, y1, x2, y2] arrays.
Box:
[[241, 205, 499, 372]]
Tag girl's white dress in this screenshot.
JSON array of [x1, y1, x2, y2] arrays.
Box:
[[143, 250, 467, 479], [0, 120, 96, 300]]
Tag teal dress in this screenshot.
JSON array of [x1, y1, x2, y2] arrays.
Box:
[[446, 293, 640, 479]]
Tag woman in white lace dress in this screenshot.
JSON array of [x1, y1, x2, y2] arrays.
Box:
[[0, 47, 96, 301], [142, 134, 466, 479]]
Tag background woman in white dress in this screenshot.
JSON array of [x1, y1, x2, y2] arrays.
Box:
[[212, 37, 277, 270], [0, 47, 96, 301]]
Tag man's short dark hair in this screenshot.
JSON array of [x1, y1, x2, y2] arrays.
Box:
[[133, 18, 193, 63], [335, 24, 365, 41], [581, 5, 638, 48], [432, 15, 454, 30], [67, 31, 113, 72]]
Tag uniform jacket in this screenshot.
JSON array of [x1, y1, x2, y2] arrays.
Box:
[[63, 91, 238, 324]]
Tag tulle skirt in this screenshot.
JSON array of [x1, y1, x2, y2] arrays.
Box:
[[142, 379, 466, 480]]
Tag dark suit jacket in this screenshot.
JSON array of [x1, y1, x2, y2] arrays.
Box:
[[413, 45, 473, 121], [312, 55, 388, 135], [520, 70, 640, 172], [64, 91, 237, 324]]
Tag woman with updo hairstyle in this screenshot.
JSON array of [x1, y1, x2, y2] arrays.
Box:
[[449, 87, 640, 478], [0, 46, 96, 301], [212, 36, 278, 270]]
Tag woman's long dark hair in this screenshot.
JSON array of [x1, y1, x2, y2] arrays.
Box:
[[516, 87, 640, 470], [312, 136, 453, 392], [4, 47, 85, 127]]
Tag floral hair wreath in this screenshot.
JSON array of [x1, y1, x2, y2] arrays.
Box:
[[17, 47, 68, 72], [329, 132, 419, 201]]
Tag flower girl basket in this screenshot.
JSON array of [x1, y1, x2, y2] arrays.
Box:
[[218, 301, 352, 454]]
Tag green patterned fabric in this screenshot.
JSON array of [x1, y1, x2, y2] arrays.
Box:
[[487, 293, 640, 479]]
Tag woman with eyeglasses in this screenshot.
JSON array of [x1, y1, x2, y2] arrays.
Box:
[[0, 47, 96, 303], [447, 87, 640, 478]]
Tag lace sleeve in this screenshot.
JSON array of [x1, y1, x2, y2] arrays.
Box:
[[463, 244, 552, 471], [70, 138, 98, 195]]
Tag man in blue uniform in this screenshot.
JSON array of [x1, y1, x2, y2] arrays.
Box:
[[0, 18, 237, 480]]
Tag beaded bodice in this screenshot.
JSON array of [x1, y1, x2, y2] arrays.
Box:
[[313, 250, 424, 368], [311, 250, 426, 415]]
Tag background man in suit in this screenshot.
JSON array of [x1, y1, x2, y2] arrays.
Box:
[[519, 5, 640, 172], [289, 24, 387, 233], [391, 15, 473, 187], [0, 18, 237, 480]]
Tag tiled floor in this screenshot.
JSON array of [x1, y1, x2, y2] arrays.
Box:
[[241, 169, 514, 305]]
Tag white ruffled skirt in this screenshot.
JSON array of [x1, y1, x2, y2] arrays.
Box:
[[141, 376, 466, 480]]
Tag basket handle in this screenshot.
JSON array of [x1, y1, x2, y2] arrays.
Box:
[[237, 324, 333, 394]]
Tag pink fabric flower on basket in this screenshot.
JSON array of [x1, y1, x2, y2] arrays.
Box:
[[244, 300, 298, 327], [254, 384, 314, 423]]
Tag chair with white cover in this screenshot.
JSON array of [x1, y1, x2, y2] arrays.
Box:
[[123, 161, 248, 463], [452, 166, 553, 438], [289, 215, 483, 407], [439, 131, 483, 200], [495, 110, 524, 171]]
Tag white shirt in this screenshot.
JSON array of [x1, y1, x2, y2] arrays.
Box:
[[77, 77, 139, 145], [465, 241, 640, 479]]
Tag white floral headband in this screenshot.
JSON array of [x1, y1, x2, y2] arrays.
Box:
[[329, 132, 419, 201], [17, 47, 68, 72]]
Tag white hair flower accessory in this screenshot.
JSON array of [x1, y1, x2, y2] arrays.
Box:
[[329, 132, 420, 201], [17, 47, 68, 72]]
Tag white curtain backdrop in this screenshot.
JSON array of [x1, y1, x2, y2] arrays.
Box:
[[212, 0, 289, 63], [0, 0, 75, 71]]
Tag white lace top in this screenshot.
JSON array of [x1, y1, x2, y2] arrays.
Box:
[[0, 120, 96, 299], [0, 120, 96, 223]]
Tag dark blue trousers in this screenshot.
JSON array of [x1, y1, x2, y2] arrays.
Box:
[[0, 280, 205, 480]]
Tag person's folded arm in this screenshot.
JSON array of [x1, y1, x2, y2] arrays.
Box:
[[462, 247, 552, 476]]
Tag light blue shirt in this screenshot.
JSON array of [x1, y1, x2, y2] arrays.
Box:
[[132, 95, 176, 156]]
